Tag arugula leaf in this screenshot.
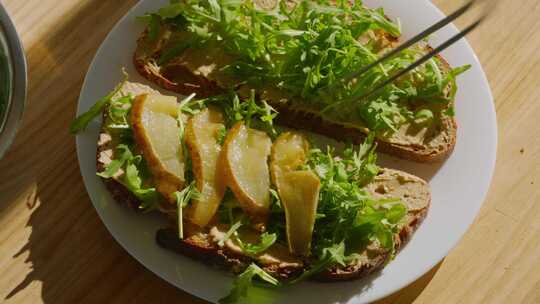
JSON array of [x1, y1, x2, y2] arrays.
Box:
[[197, 91, 278, 136], [147, 14, 162, 41], [96, 144, 133, 178], [221, 90, 278, 135], [122, 155, 160, 210], [237, 232, 277, 256], [174, 181, 201, 239], [291, 241, 357, 283], [386, 203, 407, 224], [107, 95, 133, 127], [216, 125, 227, 145], [354, 202, 408, 250], [140, 1, 470, 133], [414, 109, 434, 125], [442, 64, 472, 101], [219, 220, 243, 247], [159, 38, 194, 65], [269, 189, 282, 213], [301, 133, 408, 260], [70, 76, 127, 134], [444, 106, 455, 117], [219, 263, 279, 304], [178, 93, 204, 115]]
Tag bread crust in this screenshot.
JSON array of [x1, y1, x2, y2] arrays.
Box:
[[273, 100, 457, 163], [133, 33, 223, 98]]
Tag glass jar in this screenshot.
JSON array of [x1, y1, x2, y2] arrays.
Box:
[[0, 3, 27, 159]]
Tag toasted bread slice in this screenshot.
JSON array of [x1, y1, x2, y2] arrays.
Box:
[[133, 23, 457, 163], [154, 168, 430, 281], [96, 81, 431, 281], [99, 113, 430, 281]]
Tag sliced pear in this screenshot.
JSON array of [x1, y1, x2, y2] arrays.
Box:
[[185, 107, 226, 227], [270, 131, 309, 185], [270, 132, 320, 256], [131, 94, 185, 203], [143, 94, 179, 116], [222, 122, 272, 220], [277, 171, 320, 256]]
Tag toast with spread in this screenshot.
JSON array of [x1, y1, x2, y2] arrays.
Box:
[[133, 0, 470, 162], [71, 79, 430, 303]]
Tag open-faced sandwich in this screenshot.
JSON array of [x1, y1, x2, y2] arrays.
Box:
[[133, 0, 470, 162], [71, 76, 430, 303]]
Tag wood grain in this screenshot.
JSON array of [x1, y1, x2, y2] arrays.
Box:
[[0, 0, 538, 303]]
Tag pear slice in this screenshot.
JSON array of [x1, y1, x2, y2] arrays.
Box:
[[270, 131, 309, 185], [131, 94, 185, 203], [277, 171, 320, 256], [185, 107, 227, 227], [142, 94, 180, 116], [270, 132, 320, 256], [221, 122, 272, 220]]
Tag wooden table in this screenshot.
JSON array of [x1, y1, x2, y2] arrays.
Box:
[[0, 0, 538, 303]]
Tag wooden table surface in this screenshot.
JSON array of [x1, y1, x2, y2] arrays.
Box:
[[0, 0, 539, 303]]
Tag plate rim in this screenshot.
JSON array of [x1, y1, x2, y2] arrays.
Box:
[[75, 0, 497, 303]]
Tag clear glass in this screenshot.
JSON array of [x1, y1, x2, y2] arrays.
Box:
[[0, 3, 27, 159], [0, 28, 13, 133]]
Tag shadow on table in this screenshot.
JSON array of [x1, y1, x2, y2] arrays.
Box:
[[0, 1, 204, 303], [0, 1, 445, 303], [374, 261, 443, 304]]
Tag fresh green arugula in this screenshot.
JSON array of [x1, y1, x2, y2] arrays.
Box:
[[206, 90, 278, 136], [96, 144, 133, 179], [123, 154, 161, 211], [216, 125, 228, 145], [174, 181, 201, 239], [139, 0, 470, 133], [97, 143, 160, 212], [217, 206, 278, 255], [219, 263, 280, 304], [107, 95, 133, 128], [70, 76, 127, 134], [297, 133, 407, 279], [237, 232, 278, 256], [218, 219, 243, 247], [291, 241, 359, 283]]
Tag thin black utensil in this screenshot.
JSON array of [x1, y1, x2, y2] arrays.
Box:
[[322, 0, 495, 111]]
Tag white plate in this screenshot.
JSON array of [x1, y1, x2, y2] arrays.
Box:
[[76, 1, 497, 303]]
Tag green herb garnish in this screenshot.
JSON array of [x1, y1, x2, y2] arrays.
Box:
[[174, 181, 200, 239], [216, 125, 227, 145], [140, 0, 470, 133], [219, 219, 243, 247], [70, 75, 127, 134], [237, 232, 277, 256], [219, 263, 279, 304], [301, 133, 406, 276], [96, 144, 133, 179]]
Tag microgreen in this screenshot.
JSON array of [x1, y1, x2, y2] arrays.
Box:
[[174, 181, 201, 239], [219, 263, 279, 304]]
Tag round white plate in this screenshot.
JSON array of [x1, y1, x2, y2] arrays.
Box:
[[76, 1, 497, 303]]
